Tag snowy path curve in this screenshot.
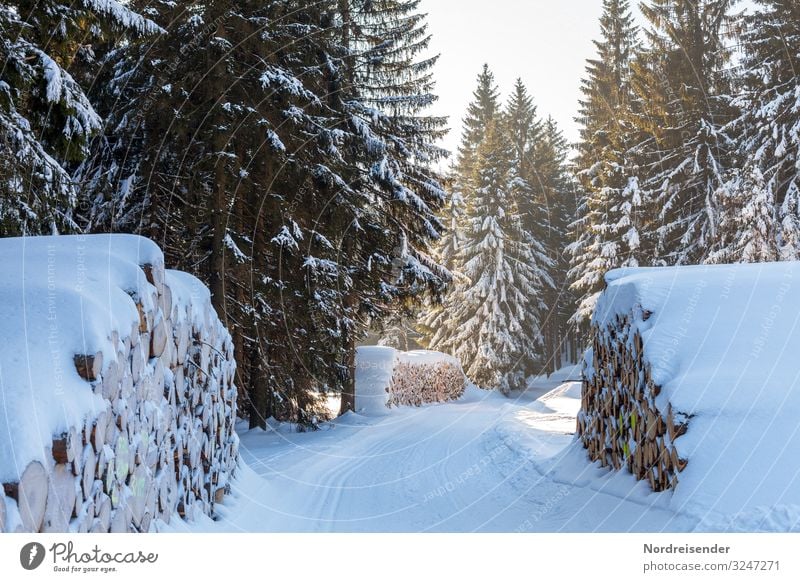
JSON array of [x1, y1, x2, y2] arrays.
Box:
[[190, 383, 697, 532]]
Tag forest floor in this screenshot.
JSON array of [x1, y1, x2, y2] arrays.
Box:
[[166, 370, 704, 532]]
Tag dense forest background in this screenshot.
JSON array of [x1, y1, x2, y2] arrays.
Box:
[[1, 0, 798, 424]]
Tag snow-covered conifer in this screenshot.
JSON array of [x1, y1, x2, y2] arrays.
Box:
[[0, 1, 157, 235], [568, 0, 641, 323], [729, 0, 800, 260], [447, 121, 552, 392], [628, 0, 737, 265]]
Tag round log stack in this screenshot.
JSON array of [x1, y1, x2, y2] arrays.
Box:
[[1, 254, 238, 533], [577, 311, 689, 492], [387, 356, 466, 408]]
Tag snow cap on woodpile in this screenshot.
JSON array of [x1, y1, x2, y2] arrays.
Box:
[[593, 262, 800, 518], [355, 347, 466, 415], [0, 234, 238, 533], [0, 234, 162, 482]]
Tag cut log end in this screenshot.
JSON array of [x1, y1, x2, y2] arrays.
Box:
[[74, 352, 103, 382], [150, 319, 168, 359], [579, 322, 687, 493], [8, 461, 49, 533], [0, 492, 6, 533], [214, 488, 225, 505]]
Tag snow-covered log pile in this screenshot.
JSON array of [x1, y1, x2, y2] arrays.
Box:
[[388, 351, 467, 408], [579, 309, 687, 492], [578, 263, 800, 511], [0, 235, 238, 533], [355, 347, 466, 415]]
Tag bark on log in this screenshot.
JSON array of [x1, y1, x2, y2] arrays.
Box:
[[75, 352, 103, 382], [578, 314, 688, 492], [142, 263, 165, 296], [92, 412, 108, 453], [52, 434, 71, 465]]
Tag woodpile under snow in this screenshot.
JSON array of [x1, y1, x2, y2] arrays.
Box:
[[578, 310, 688, 492], [354, 347, 466, 415], [578, 262, 800, 506], [388, 351, 467, 408], [0, 235, 238, 533]]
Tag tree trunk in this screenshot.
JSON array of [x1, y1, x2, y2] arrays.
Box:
[[248, 339, 268, 430], [338, 343, 357, 416], [209, 129, 229, 317], [338, 285, 359, 415]]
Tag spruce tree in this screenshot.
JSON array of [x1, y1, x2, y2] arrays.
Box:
[[454, 64, 501, 193], [730, 0, 800, 260], [504, 82, 570, 373], [447, 121, 550, 393], [418, 180, 464, 352], [706, 164, 779, 264], [504, 79, 544, 244], [535, 118, 578, 370], [82, 0, 361, 424], [424, 67, 502, 359], [568, 0, 641, 323], [330, 0, 451, 413], [630, 0, 738, 265], [0, 1, 157, 235], [81, 0, 449, 423]]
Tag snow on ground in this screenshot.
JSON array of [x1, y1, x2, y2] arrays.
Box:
[[165, 379, 715, 533], [597, 262, 800, 529], [497, 362, 583, 408], [151, 337, 800, 534], [526, 362, 583, 389]]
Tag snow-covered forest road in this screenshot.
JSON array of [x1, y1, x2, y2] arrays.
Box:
[[177, 382, 697, 533]]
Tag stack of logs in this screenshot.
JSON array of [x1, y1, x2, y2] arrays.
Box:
[[577, 312, 689, 492], [387, 358, 466, 408], [0, 262, 238, 533]]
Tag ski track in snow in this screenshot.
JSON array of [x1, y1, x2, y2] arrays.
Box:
[[172, 378, 704, 533]]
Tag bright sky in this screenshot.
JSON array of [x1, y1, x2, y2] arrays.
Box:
[[421, 0, 609, 156], [421, 0, 755, 158]]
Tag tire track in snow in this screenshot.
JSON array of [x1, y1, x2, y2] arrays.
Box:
[[221, 385, 698, 532]]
